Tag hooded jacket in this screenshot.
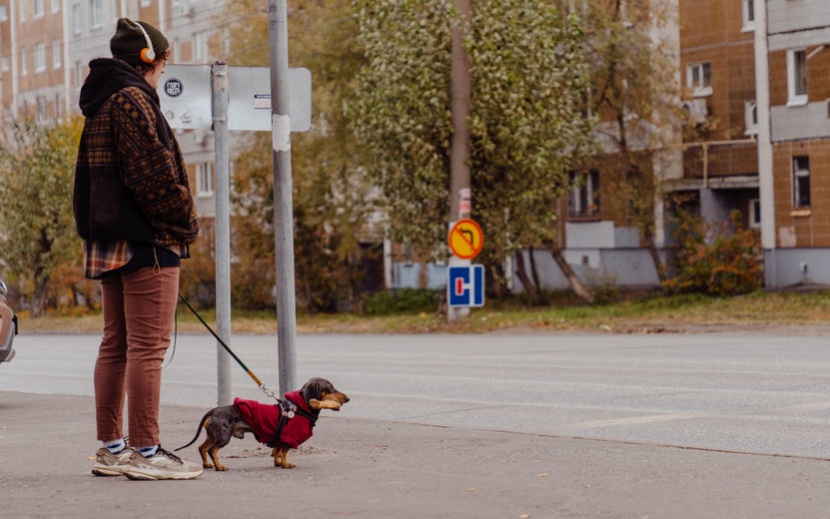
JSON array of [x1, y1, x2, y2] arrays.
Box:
[[74, 58, 198, 248], [233, 391, 316, 449]]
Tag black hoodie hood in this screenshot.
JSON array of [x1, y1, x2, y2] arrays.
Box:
[[79, 58, 160, 117]]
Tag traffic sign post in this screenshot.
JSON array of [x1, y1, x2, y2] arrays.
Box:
[[447, 219, 485, 316]]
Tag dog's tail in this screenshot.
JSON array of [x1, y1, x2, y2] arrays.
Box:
[[174, 411, 212, 451]]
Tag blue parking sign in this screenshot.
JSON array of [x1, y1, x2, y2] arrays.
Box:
[[448, 265, 485, 308]]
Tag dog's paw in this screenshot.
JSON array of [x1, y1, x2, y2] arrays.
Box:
[[309, 398, 342, 411]]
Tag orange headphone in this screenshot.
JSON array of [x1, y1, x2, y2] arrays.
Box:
[[129, 19, 156, 63]]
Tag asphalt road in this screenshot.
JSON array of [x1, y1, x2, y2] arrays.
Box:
[[3, 331, 830, 459]]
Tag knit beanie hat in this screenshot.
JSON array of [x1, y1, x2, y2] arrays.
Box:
[[110, 18, 169, 66]]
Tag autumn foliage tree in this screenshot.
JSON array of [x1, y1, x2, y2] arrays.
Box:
[[0, 117, 84, 316], [220, 0, 375, 312], [349, 0, 596, 304]]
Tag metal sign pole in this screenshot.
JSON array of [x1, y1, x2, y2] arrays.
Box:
[[212, 61, 233, 405], [267, 0, 297, 396]]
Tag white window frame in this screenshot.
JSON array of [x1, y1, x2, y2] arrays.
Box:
[[194, 31, 208, 63], [19, 0, 26, 20], [74, 60, 83, 87], [1, 57, 9, 72], [749, 198, 761, 229], [51, 0, 60, 13], [140, 0, 152, 6], [34, 42, 46, 72], [89, 0, 101, 29], [72, 4, 82, 35], [687, 62, 712, 97], [33, 0, 44, 17], [744, 100, 758, 136], [787, 49, 807, 106], [0, 5, 8, 20], [569, 169, 600, 219], [742, 0, 755, 31], [21, 47, 27, 75], [53, 39, 62, 69], [792, 156, 810, 208], [196, 162, 214, 197]]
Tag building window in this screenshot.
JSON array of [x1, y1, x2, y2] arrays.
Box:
[[51, 0, 60, 12], [53, 39, 62, 68], [787, 49, 807, 106], [687, 62, 712, 97], [749, 198, 761, 229], [55, 94, 63, 119], [21, 47, 27, 75], [569, 170, 600, 218], [36, 96, 47, 122], [792, 156, 810, 208], [744, 100, 758, 135], [194, 31, 208, 63], [72, 3, 81, 35], [74, 60, 83, 86], [89, 0, 101, 28], [19, 0, 25, 20], [140, 0, 152, 6], [34, 42, 46, 72], [34, 0, 44, 17], [0, 57, 8, 72], [197, 162, 214, 196], [742, 0, 755, 30], [0, 4, 7, 20]]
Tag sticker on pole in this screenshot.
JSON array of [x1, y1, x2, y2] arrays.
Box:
[[448, 219, 484, 260]]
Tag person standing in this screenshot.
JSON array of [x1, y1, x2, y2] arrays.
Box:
[[74, 18, 202, 480]]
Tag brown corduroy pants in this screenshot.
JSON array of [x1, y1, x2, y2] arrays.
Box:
[[94, 266, 179, 447]]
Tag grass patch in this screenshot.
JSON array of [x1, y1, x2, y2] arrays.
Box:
[[15, 289, 830, 335]]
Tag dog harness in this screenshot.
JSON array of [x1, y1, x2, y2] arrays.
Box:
[[232, 391, 317, 449]]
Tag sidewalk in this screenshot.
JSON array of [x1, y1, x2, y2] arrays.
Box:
[[2, 391, 830, 518]]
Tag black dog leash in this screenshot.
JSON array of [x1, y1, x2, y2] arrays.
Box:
[[177, 293, 279, 401]]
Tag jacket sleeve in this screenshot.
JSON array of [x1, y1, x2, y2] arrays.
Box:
[[109, 87, 198, 245]]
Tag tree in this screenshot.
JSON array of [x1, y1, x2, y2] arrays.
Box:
[[583, 0, 682, 284], [350, 0, 596, 304], [0, 117, 83, 316], [221, 0, 376, 312]]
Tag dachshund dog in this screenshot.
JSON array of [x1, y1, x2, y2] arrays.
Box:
[[176, 377, 349, 471]]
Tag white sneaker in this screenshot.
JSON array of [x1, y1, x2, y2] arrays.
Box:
[[124, 447, 203, 480], [91, 447, 133, 476]]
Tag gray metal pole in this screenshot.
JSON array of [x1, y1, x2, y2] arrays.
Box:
[[267, 0, 297, 396], [212, 61, 233, 405]]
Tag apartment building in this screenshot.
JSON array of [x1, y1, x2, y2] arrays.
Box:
[[525, 0, 830, 292], [673, 0, 830, 288], [0, 0, 226, 220], [761, 0, 830, 286]]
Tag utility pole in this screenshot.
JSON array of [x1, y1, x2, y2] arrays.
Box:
[[448, 0, 472, 322], [267, 0, 297, 395]]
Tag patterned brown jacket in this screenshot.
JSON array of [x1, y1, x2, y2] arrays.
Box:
[[74, 58, 198, 250]]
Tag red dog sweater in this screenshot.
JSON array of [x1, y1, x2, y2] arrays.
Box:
[[233, 391, 315, 449]]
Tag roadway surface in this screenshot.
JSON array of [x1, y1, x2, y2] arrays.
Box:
[[2, 331, 830, 518], [3, 331, 830, 459]]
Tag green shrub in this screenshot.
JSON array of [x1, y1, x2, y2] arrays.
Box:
[[363, 288, 440, 315]]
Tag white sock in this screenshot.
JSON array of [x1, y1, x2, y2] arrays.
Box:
[[104, 438, 126, 454], [138, 445, 159, 458]]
